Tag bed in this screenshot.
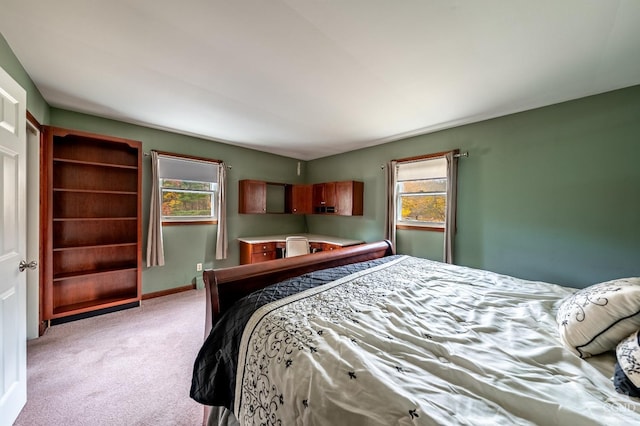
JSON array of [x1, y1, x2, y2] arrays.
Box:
[[191, 240, 640, 425]]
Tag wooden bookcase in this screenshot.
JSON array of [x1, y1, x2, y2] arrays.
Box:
[[42, 126, 142, 321]]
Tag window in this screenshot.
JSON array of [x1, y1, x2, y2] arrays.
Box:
[[396, 156, 447, 230], [157, 154, 219, 223]]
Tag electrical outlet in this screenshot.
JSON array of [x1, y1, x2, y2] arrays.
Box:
[[196, 263, 203, 271]]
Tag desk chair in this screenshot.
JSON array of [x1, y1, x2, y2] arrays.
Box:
[[285, 236, 310, 258]]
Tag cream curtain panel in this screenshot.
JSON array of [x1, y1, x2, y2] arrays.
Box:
[[146, 151, 227, 265], [444, 152, 459, 264], [146, 151, 165, 267], [215, 163, 228, 259], [384, 160, 397, 253], [387, 151, 460, 263]]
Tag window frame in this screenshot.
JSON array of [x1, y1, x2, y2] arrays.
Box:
[[395, 152, 450, 233], [156, 151, 221, 226], [160, 179, 218, 225]]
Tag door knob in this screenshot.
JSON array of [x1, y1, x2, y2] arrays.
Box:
[[19, 260, 38, 272]]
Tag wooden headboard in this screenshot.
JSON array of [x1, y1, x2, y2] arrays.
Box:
[[202, 240, 393, 334]]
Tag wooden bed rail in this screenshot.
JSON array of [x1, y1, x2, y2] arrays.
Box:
[[202, 240, 393, 334]]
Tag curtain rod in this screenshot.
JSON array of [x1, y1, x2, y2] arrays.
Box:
[[381, 150, 469, 169], [143, 150, 231, 168], [393, 149, 468, 162]]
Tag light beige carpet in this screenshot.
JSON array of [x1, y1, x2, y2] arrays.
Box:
[[14, 290, 206, 426]]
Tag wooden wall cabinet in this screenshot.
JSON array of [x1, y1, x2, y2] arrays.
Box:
[[238, 180, 267, 214], [312, 182, 337, 213], [335, 180, 364, 216], [285, 184, 312, 214], [313, 181, 363, 216], [240, 179, 363, 216], [42, 126, 142, 321]]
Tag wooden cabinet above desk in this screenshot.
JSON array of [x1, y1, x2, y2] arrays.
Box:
[[314, 181, 363, 216], [239, 179, 363, 216], [285, 184, 312, 214], [238, 234, 364, 265]]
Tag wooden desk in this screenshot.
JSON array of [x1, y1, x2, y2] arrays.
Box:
[[238, 234, 364, 265]]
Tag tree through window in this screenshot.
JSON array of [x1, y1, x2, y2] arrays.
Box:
[[157, 154, 219, 223]]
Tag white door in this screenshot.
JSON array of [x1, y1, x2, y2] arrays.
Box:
[[0, 65, 28, 425]]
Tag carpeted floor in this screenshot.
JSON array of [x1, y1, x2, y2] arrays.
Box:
[[14, 289, 206, 426]]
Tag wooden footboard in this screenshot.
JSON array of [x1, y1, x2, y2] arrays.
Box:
[[202, 240, 393, 334]]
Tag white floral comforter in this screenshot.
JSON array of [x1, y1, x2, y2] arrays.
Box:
[[233, 256, 640, 425]]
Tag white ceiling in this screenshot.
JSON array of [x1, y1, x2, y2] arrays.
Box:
[[2, 1, 639, 160]]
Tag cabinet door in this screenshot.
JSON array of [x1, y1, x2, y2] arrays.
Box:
[[288, 184, 312, 214], [239, 180, 266, 213], [312, 182, 336, 213], [335, 181, 352, 215], [312, 184, 324, 212], [324, 182, 336, 208], [336, 181, 364, 216]]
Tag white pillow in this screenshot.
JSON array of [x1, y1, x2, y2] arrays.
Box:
[[615, 330, 640, 395], [556, 277, 640, 358]]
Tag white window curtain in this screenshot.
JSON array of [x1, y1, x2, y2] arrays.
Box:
[[146, 151, 165, 267], [396, 157, 446, 181], [146, 151, 226, 266], [444, 151, 459, 264], [386, 151, 460, 263], [384, 160, 397, 253], [215, 163, 228, 259]]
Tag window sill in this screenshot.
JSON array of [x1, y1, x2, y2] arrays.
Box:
[[162, 220, 217, 226], [396, 224, 444, 232]]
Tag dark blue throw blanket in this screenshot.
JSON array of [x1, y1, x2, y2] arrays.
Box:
[[189, 256, 399, 409]]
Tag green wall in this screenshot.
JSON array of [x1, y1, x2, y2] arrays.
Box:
[[307, 86, 640, 288], [49, 109, 307, 293], [0, 33, 49, 124]]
